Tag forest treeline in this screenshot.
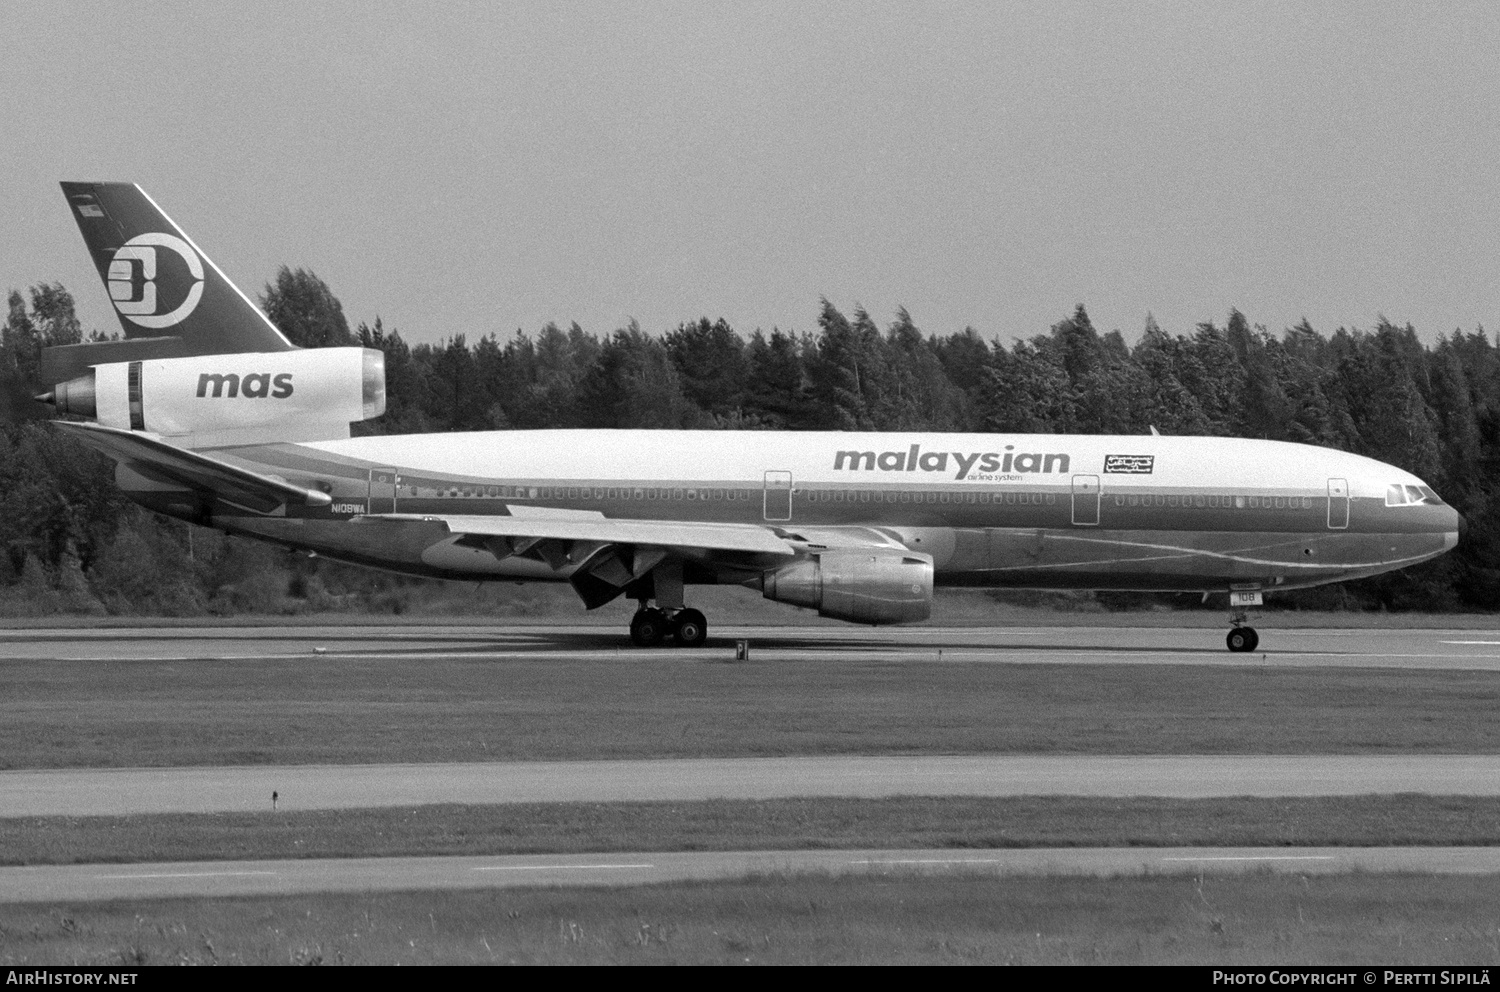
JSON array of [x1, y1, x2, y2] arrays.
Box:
[[1, 267, 1496, 615]]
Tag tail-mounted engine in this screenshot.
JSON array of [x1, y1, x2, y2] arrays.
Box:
[[39, 347, 385, 447], [761, 550, 933, 624]]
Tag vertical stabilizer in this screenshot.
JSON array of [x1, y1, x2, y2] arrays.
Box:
[[44, 182, 295, 384]]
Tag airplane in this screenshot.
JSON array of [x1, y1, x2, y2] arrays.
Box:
[[35, 182, 1462, 652]]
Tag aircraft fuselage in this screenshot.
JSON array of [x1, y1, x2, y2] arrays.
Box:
[[119, 429, 1460, 597]]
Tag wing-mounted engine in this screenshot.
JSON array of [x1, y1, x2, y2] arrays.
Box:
[[760, 550, 934, 624], [39, 347, 385, 447]]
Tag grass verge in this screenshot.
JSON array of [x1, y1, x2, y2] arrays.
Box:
[[6, 872, 1500, 965], [9, 795, 1500, 866], [5, 657, 1500, 768]]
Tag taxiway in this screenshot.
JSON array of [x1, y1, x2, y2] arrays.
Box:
[[7, 847, 1500, 903], [7, 754, 1500, 818]]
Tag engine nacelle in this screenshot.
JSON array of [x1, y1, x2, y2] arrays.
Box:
[[761, 550, 933, 625], [43, 347, 385, 446]]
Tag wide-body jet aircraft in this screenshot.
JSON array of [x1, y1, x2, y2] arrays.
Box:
[[37, 183, 1462, 651]]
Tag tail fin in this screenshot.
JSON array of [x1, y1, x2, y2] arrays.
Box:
[[44, 182, 295, 383]]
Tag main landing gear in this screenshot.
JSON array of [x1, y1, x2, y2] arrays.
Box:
[[630, 606, 708, 648], [626, 559, 708, 647], [1225, 605, 1259, 653]]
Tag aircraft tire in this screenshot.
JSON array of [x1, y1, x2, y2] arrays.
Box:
[[1226, 627, 1258, 653], [673, 609, 708, 648], [630, 610, 668, 647]]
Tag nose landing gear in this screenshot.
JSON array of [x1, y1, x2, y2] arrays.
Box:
[[1225, 603, 1259, 653], [1226, 625, 1259, 652]]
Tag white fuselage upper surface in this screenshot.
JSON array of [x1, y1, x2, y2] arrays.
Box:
[[304, 430, 1425, 498]]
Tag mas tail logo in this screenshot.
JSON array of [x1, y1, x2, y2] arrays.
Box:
[[107, 233, 205, 329]]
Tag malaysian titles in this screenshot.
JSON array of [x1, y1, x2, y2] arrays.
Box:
[[834, 443, 1069, 481]]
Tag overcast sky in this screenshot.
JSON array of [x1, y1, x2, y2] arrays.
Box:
[[5, 1, 1500, 347]]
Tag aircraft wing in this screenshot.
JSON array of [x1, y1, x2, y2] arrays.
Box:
[[363, 511, 802, 609], [364, 512, 796, 556], [51, 421, 332, 515]]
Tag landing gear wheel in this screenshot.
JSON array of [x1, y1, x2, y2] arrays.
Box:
[[1226, 626, 1259, 653], [630, 610, 668, 647], [672, 608, 708, 647]]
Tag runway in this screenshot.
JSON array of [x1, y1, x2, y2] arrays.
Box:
[[4, 623, 1500, 669], [7, 846, 1500, 903], [6, 622, 1499, 906], [7, 754, 1500, 818]]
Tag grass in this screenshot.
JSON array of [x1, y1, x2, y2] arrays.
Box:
[[9, 796, 1500, 867], [6, 871, 1500, 965], [4, 656, 1500, 769]]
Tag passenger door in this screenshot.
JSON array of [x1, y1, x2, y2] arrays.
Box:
[[368, 467, 399, 515], [1327, 478, 1349, 529], [1071, 474, 1100, 526], [763, 470, 792, 522]]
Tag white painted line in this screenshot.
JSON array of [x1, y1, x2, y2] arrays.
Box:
[[472, 863, 655, 872], [1441, 641, 1500, 646], [1159, 856, 1336, 863], [850, 858, 1011, 865], [94, 870, 279, 879]]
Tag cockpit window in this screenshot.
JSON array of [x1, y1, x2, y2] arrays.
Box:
[[1387, 484, 1443, 507]]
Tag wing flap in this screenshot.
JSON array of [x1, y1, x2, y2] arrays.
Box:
[[52, 421, 331, 514]]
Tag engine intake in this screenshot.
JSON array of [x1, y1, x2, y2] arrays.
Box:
[[761, 550, 933, 625]]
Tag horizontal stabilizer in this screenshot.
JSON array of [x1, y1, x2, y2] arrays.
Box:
[[51, 421, 331, 515], [39, 336, 192, 387]]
